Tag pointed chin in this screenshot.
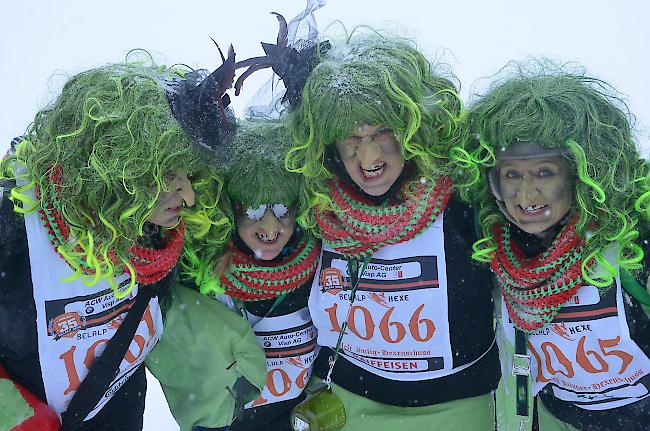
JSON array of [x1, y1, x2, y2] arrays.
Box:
[[254, 247, 283, 260]]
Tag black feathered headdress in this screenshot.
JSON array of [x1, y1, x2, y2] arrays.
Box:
[[167, 45, 237, 162], [234, 0, 330, 113]]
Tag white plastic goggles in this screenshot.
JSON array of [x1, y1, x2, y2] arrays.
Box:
[[243, 203, 291, 221]]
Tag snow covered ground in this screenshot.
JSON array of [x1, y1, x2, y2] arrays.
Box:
[[1, 1, 649, 429]]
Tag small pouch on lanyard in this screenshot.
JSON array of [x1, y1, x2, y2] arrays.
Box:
[[290, 381, 346, 431], [289, 257, 370, 431]]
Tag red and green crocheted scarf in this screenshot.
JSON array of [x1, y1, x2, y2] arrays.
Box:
[[315, 176, 453, 259], [491, 215, 589, 333], [36, 166, 183, 285], [221, 234, 321, 301]]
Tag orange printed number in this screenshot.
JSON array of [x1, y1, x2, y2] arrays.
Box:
[[59, 346, 82, 395], [379, 307, 406, 344], [266, 368, 292, 398], [250, 366, 309, 407], [295, 367, 309, 389], [58, 338, 111, 395], [58, 305, 158, 396], [348, 306, 375, 341], [527, 341, 574, 381], [326, 303, 435, 343], [529, 336, 635, 382], [527, 342, 550, 383], [409, 304, 436, 342], [541, 341, 575, 378], [124, 305, 157, 363], [325, 304, 343, 333], [576, 336, 608, 373], [599, 336, 633, 374]]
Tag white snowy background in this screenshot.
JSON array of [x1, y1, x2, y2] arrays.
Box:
[[0, 1, 649, 429]]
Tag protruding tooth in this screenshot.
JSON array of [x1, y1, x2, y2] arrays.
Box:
[[523, 204, 547, 212], [363, 162, 386, 178], [257, 232, 279, 242]]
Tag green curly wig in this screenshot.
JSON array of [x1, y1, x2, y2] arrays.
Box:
[[286, 29, 474, 232], [467, 65, 650, 288], [227, 119, 304, 209], [181, 118, 308, 293], [0, 61, 216, 296]]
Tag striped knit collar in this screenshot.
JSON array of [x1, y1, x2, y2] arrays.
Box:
[[315, 175, 453, 259]]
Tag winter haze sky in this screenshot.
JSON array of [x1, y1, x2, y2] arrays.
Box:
[[1, 0, 649, 429]]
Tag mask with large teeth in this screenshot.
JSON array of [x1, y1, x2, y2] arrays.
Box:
[[489, 141, 572, 225], [362, 162, 386, 177], [256, 232, 280, 242], [490, 141, 574, 234], [522, 204, 548, 212]]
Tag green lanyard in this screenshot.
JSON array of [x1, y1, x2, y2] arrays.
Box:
[[324, 256, 371, 387], [235, 292, 288, 321], [267, 292, 288, 315]]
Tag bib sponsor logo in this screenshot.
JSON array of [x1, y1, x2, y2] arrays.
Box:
[[550, 322, 574, 341], [324, 258, 434, 292], [369, 292, 389, 308], [360, 261, 421, 280], [321, 267, 344, 295], [351, 355, 425, 371], [46, 290, 136, 341], [553, 377, 649, 404], [563, 285, 600, 308], [288, 356, 305, 369], [109, 315, 124, 330], [50, 312, 82, 339]]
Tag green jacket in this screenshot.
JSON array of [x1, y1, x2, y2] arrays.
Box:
[[146, 283, 267, 431]]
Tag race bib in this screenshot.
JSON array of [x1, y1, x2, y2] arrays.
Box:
[[309, 218, 476, 381], [502, 282, 650, 410], [246, 308, 319, 408], [23, 197, 163, 420]]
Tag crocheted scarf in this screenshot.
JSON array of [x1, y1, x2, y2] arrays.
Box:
[[221, 234, 321, 301], [37, 167, 183, 285], [491, 216, 588, 333], [315, 176, 453, 259]]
